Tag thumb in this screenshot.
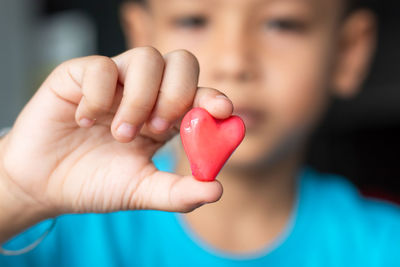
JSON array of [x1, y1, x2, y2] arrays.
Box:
[[134, 171, 223, 212]]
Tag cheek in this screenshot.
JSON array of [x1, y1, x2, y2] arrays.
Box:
[[152, 26, 207, 56], [266, 45, 332, 135]]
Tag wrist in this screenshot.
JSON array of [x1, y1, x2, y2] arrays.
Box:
[[0, 133, 54, 243]]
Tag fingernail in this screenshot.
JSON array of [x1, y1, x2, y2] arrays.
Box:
[[215, 94, 229, 100], [79, 118, 95, 128], [150, 117, 169, 132], [116, 123, 136, 138]]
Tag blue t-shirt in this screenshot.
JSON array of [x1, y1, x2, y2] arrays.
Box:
[[1, 151, 400, 266]]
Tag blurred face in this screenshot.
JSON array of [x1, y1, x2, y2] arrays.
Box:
[[124, 0, 372, 170]]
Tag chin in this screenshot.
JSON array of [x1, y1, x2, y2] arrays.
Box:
[[225, 132, 295, 172], [226, 140, 273, 171]]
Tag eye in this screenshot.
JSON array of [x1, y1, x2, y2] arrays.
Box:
[[174, 16, 208, 29], [265, 18, 306, 32]]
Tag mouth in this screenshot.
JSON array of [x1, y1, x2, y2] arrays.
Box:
[[232, 107, 265, 131]]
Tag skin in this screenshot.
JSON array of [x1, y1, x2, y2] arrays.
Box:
[[0, 0, 375, 254], [122, 0, 376, 253], [0, 49, 231, 242]]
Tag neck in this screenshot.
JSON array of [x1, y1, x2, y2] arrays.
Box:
[[174, 145, 303, 253]]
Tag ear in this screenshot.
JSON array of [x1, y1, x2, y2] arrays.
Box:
[[120, 2, 153, 48], [332, 9, 377, 98]]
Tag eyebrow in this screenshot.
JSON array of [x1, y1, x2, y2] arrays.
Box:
[[166, 0, 313, 5], [162, 0, 316, 9]]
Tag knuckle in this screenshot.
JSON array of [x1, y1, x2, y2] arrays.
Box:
[[159, 92, 192, 118], [133, 46, 164, 66], [84, 98, 111, 114], [57, 57, 79, 69], [128, 102, 155, 117], [88, 56, 118, 76], [54, 58, 80, 77], [167, 49, 199, 72]]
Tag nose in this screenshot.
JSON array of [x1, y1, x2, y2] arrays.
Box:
[[211, 23, 258, 83]]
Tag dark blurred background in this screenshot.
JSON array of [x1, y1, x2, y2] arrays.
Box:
[[1, 0, 399, 202]]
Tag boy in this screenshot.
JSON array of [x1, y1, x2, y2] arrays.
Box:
[[0, 0, 399, 266]]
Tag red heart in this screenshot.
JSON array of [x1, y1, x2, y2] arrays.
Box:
[[180, 108, 246, 181]]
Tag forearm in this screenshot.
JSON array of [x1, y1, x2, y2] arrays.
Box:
[[0, 135, 51, 244]]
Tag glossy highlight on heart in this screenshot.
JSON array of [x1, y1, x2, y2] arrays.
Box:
[[180, 108, 246, 181]]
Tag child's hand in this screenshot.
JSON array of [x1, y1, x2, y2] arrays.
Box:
[[0, 47, 233, 219]]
